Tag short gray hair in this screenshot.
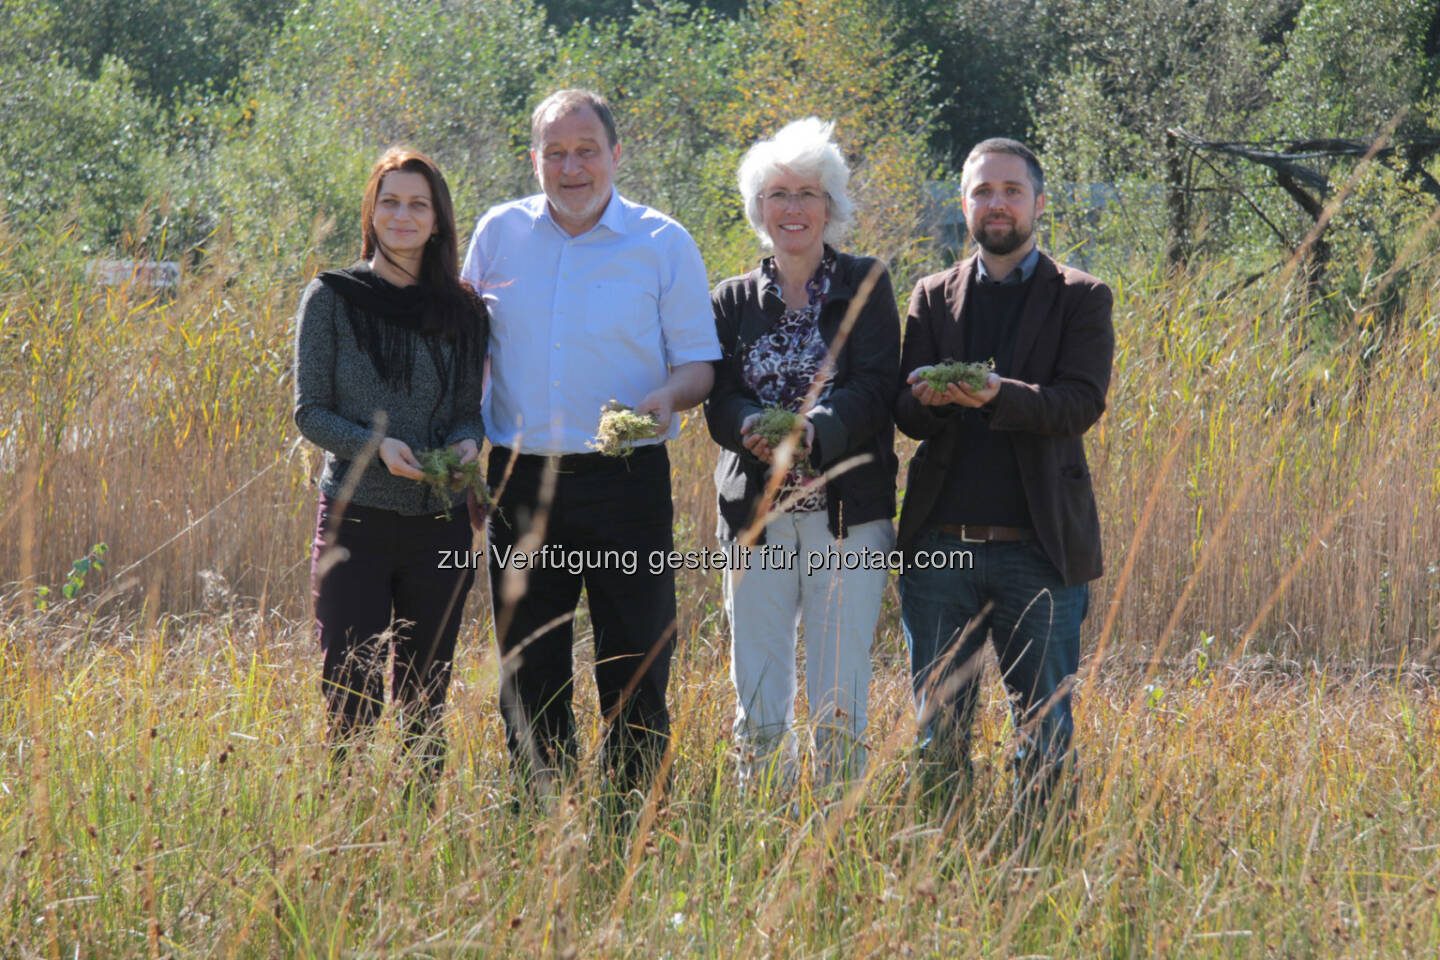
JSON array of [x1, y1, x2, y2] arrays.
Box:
[[737, 117, 855, 248], [530, 89, 619, 149]]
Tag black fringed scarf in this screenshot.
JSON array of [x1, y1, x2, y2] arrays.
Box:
[[317, 264, 482, 395]]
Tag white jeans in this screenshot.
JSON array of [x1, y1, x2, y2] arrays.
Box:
[[723, 512, 893, 786]]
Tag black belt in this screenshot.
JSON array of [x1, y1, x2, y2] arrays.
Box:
[[937, 523, 1033, 543], [490, 443, 665, 474]]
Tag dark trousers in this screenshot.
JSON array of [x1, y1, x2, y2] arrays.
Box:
[[898, 531, 1089, 812], [485, 444, 676, 793], [311, 494, 475, 782]]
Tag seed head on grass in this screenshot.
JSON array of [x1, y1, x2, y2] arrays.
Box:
[[589, 401, 659, 457], [919, 358, 995, 392], [417, 447, 494, 517]]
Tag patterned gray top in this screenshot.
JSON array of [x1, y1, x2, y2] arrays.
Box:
[[292, 279, 486, 515]]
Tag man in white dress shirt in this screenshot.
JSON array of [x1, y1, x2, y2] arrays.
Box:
[[461, 89, 719, 796]]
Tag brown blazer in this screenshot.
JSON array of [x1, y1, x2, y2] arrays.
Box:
[[894, 251, 1114, 586]]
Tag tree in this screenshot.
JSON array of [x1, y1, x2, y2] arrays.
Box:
[[0, 54, 161, 242], [1266, 0, 1436, 138], [198, 0, 553, 268], [893, 0, 1068, 164], [7, 0, 291, 101]]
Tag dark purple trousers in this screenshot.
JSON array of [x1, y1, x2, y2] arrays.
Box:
[[311, 494, 476, 781]]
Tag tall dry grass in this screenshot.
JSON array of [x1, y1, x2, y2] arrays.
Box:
[[1, 617, 1436, 957], [2, 212, 1439, 955], [2, 221, 1436, 658], [0, 225, 307, 617], [1087, 254, 1440, 666]]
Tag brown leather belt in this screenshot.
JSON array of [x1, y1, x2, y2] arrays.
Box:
[[937, 523, 1033, 543]]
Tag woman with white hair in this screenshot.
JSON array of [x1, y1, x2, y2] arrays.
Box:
[[704, 118, 900, 787]]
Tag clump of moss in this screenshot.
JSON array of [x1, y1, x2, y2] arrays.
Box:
[[750, 406, 802, 446], [418, 447, 493, 518], [749, 405, 816, 475], [919, 358, 995, 392], [589, 401, 659, 457]]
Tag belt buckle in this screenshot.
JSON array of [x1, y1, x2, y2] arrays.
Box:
[[958, 525, 987, 543]]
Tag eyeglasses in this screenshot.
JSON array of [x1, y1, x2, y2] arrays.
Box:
[[760, 189, 829, 206]]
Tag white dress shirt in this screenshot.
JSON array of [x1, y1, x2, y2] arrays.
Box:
[[461, 189, 720, 454]]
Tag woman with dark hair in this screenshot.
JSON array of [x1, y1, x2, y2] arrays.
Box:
[[704, 119, 900, 788], [293, 146, 487, 794]]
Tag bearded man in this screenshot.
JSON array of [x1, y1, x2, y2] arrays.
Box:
[[893, 137, 1114, 819]]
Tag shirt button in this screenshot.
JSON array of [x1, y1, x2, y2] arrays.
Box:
[[554, 342, 561, 348], [553, 381, 560, 386]]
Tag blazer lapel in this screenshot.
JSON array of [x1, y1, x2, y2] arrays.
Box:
[[1008, 251, 1060, 376], [740, 266, 783, 344], [941, 254, 977, 360], [817, 254, 856, 338], [826, 252, 857, 303]]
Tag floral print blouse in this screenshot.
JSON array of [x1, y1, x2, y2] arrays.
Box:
[[739, 249, 837, 513]]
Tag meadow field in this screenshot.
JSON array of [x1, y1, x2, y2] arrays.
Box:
[[3, 0, 1438, 953], [2, 211, 1438, 959]]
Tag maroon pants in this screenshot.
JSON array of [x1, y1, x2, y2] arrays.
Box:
[[311, 494, 476, 780]]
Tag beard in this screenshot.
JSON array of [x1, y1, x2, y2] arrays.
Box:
[[545, 182, 610, 227], [971, 217, 1032, 256]]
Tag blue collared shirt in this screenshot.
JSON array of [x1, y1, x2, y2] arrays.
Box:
[[461, 189, 720, 454], [975, 244, 1041, 286]]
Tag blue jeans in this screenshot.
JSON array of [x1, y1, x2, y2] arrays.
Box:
[[898, 529, 1089, 805]]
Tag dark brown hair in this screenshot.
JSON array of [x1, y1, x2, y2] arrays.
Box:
[[359, 146, 484, 346], [961, 137, 1045, 196], [361, 147, 460, 284]]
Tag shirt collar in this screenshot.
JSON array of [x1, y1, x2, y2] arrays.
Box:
[[976, 244, 1040, 285], [594, 187, 627, 235], [531, 187, 627, 238]]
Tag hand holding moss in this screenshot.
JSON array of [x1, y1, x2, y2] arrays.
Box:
[[590, 400, 661, 457], [379, 437, 425, 479], [418, 445, 494, 518], [740, 407, 814, 465], [908, 359, 999, 407], [450, 437, 478, 466], [633, 386, 674, 435]]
